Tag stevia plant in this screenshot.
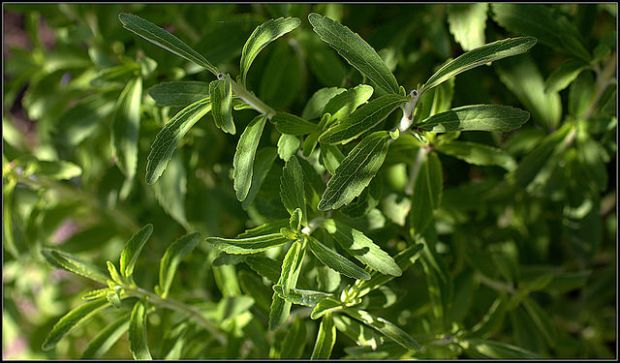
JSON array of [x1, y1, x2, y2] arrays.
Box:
[[3, 4, 616, 360]]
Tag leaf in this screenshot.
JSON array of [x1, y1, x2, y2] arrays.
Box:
[[147, 81, 210, 107], [240, 17, 301, 85], [242, 147, 278, 209], [307, 236, 371, 281], [119, 224, 154, 278], [323, 84, 375, 122], [321, 219, 401, 276], [129, 301, 152, 360], [206, 233, 289, 255], [302, 87, 346, 120], [118, 13, 217, 75], [409, 152, 443, 236], [342, 308, 420, 351], [158, 232, 202, 298], [544, 59, 587, 93], [209, 76, 236, 134], [318, 131, 391, 211], [447, 4, 488, 51], [145, 98, 211, 184], [273, 112, 318, 136], [308, 13, 400, 95], [522, 298, 557, 347], [320, 144, 345, 176], [319, 94, 407, 145], [112, 77, 142, 199], [269, 242, 305, 330], [311, 314, 337, 359], [280, 317, 307, 358], [461, 338, 538, 359], [81, 315, 130, 358], [41, 248, 108, 284], [153, 151, 189, 229], [420, 36, 537, 93], [15, 157, 82, 180], [233, 115, 267, 201], [280, 156, 306, 221], [245, 256, 282, 282], [277, 134, 300, 162], [311, 297, 344, 320], [42, 298, 110, 351], [416, 104, 530, 133], [258, 41, 302, 110], [435, 141, 516, 171], [273, 285, 332, 307]]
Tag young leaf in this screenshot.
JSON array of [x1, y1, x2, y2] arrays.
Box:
[[209, 76, 236, 134], [321, 219, 401, 276], [119, 224, 154, 278], [302, 87, 346, 120], [308, 13, 400, 95], [233, 115, 267, 201], [242, 147, 278, 209], [416, 104, 530, 133], [318, 131, 391, 211], [158, 232, 202, 298], [42, 298, 110, 351], [280, 156, 306, 221], [41, 248, 109, 284], [269, 242, 305, 330], [147, 81, 210, 107], [307, 236, 371, 281], [118, 13, 218, 75], [545, 59, 587, 93], [277, 134, 300, 162], [81, 315, 130, 359], [420, 36, 537, 93], [323, 84, 374, 122], [342, 308, 420, 351], [319, 94, 407, 145], [273, 285, 332, 307], [145, 98, 211, 185], [273, 112, 318, 136], [240, 17, 301, 85], [447, 4, 488, 51], [311, 314, 337, 359], [206, 233, 289, 255], [435, 141, 516, 171], [129, 301, 152, 360]]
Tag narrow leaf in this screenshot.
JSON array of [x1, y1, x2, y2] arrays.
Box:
[[435, 141, 516, 171], [302, 87, 346, 120], [311, 314, 337, 359], [82, 315, 130, 359], [269, 242, 305, 330], [209, 76, 236, 134], [342, 308, 420, 351], [461, 338, 538, 359], [129, 301, 152, 360], [233, 115, 267, 201], [307, 236, 371, 281], [242, 147, 278, 209], [273, 112, 318, 136], [447, 4, 488, 51], [273, 285, 332, 307], [206, 233, 289, 255], [147, 81, 209, 107], [410, 152, 443, 236], [280, 156, 306, 221], [323, 84, 374, 122], [416, 104, 529, 133], [545, 59, 587, 93], [153, 151, 189, 229], [119, 224, 154, 278], [158, 232, 202, 298], [42, 248, 108, 284]]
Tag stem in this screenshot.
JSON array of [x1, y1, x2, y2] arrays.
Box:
[[230, 79, 276, 119], [583, 52, 617, 120], [405, 146, 429, 196], [476, 273, 516, 295]]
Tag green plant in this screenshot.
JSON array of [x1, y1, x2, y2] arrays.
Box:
[[3, 4, 616, 360]]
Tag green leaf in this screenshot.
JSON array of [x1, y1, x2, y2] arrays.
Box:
[[129, 301, 152, 360], [342, 308, 420, 351], [311, 297, 344, 320], [311, 314, 337, 359], [209, 76, 236, 134], [420, 36, 537, 93], [323, 84, 375, 122], [147, 81, 210, 107], [240, 17, 301, 85], [308, 13, 400, 95], [273, 112, 318, 136], [302, 87, 346, 120], [206, 233, 289, 255], [81, 315, 130, 359], [118, 13, 218, 75], [545, 59, 587, 93], [233, 115, 267, 201], [522, 298, 557, 347], [41, 248, 108, 284], [280, 317, 307, 358], [461, 338, 538, 359], [277, 134, 301, 162], [320, 144, 345, 176], [416, 105, 530, 133], [410, 152, 443, 236], [42, 298, 110, 351], [153, 151, 189, 229], [245, 256, 282, 282], [14, 157, 82, 180], [119, 224, 154, 278], [242, 147, 278, 209], [318, 131, 391, 211], [269, 242, 305, 330], [112, 77, 142, 199], [319, 94, 407, 145], [307, 236, 371, 281], [435, 141, 516, 171], [158, 232, 202, 298], [273, 285, 332, 307], [145, 98, 211, 184], [447, 4, 488, 51], [258, 42, 302, 109], [280, 156, 306, 222], [321, 219, 401, 276]]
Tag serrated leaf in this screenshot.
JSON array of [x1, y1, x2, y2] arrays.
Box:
[[435, 141, 516, 171], [42, 298, 110, 351], [447, 4, 488, 51], [323, 84, 374, 122], [209, 76, 236, 134], [273, 112, 318, 136], [147, 81, 210, 107], [153, 151, 189, 229], [119, 13, 217, 75], [311, 314, 337, 359], [129, 301, 152, 360], [319, 94, 407, 145], [41, 248, 108, 284], [416, 105, 530, 133], [277, 134, 300, 162], [308, 13, 400, 95], [112, 77, 142, 199], [233, 115, 267, 201], [302, 87, 346, 120], [242, 147, 278, 209], [158, 232, 201, 298], [240, 17, 301, 85], [145, 98, 211, 185], [273, 285, 332, 307], [206, 233, 289, 255], [307, 236, 370, 280], [318, 131, 390, 211], [119, 224, 154, 278], [545, 59, 587, 93], [342, 308, 420, 351], [321, 219, 401, 276], [81, 315, 130, 359], [421, 36, 537, 93], [269, 242, 305, 330], [280, 156, 306, 222]]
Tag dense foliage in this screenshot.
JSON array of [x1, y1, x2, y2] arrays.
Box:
[[2, 3, 617, 360]]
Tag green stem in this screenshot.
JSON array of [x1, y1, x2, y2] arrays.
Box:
[[230, 78, 276, 119], [583, 52, 617, 120]]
